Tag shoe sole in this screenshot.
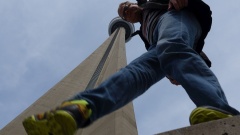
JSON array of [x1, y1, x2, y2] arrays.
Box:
[[23, 110, 77, 135], [190, 107, 233, 125]]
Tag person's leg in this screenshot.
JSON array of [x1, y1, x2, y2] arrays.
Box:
[[153, 9, 239, 115], [23, 46, 166, 134], [69, 46, 165, 122]]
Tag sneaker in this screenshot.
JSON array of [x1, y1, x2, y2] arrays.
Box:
[[22, 100, 92, 135], [189, 106, 233, 125]]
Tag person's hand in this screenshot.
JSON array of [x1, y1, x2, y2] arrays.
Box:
[[168, 0, 188, 11], [166, 75, 181, 86]]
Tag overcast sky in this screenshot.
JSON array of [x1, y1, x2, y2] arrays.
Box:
[[1, 0, 240, 134]]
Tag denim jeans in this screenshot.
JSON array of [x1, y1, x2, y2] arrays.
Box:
[[70, 10, 239, 123]]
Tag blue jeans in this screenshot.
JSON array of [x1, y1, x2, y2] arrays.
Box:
[[70, 10, 239, 123]]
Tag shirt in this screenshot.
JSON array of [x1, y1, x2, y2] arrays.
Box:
[[141, 9, 165, 45]]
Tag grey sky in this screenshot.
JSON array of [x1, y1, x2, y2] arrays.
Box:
[[1, 0, 240, 134]]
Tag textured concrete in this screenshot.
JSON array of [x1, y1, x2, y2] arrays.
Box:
[[156, 116, 240, 135], [0, 27, 138, 135]]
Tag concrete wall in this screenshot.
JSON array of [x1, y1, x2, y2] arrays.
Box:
[[157, 116, 240, 135]]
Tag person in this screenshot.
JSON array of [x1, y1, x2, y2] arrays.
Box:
[[22, 0, 240, 135]]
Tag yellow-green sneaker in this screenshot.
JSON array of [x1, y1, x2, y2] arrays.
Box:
[[22, 100, 92, 135], [189, 106, 233, 125]]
